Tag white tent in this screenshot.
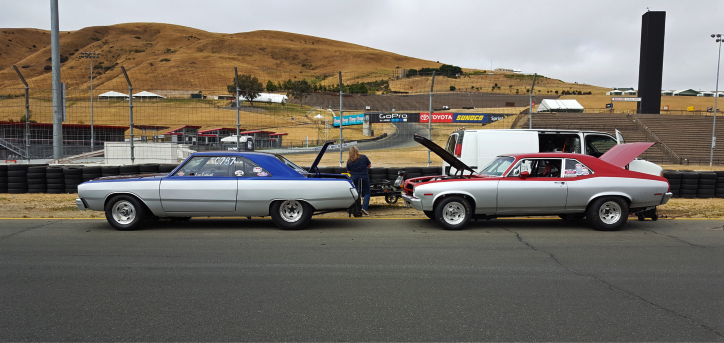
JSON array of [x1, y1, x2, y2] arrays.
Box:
[[536, 99, 584, 113], [697, 91, 714, 97], [661, 90, 674, 96], [623, 90, 637, 95], [606, 90, 623, 95], [98, 91, 129, 100], [133, 91, 166, 99]]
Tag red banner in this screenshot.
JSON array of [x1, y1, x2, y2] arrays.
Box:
[[419, 112, 453, 123]]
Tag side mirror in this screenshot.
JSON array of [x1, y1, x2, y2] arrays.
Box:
[[519, 171, 530, 179]]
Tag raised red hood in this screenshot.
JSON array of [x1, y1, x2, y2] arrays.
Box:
[[599, 142, 655, 168]]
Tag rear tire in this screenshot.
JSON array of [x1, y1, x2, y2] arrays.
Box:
[[434, 196, 472, 230], [271, 200, 313, 230], [104, 195, 146, 231], [587, 196, 628, 231]]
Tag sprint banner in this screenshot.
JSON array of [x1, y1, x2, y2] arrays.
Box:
[[333, 113, 365, 127]]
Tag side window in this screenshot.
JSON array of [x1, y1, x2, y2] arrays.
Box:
[[445, 134, 458, 155], [174, 156, 236, 177], [585, 135, 617, 157], [233, 157, 271, 177], [564, 159, 593, 178], [509, 159, 562, 178], [538, 134, 581, 154]]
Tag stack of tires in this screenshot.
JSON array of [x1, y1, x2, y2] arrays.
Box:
[[663, 170, 681, 198], [679, 171, 698, 199], [716, 171, 724, 198], [82, 166, 102, 182], [697, 172, 717, 199], [46, 167, 65, 194], [119, 165, 140, 175], [102, 166, 120, 177], [139, 163, 159, 174], [159, 164, 178, 173], [63, 167, 83, 193], [421, 167, 441, 177], [0, 165, 7, 193], [369, 168, 387, 182], [405, 167, 422, 179], [7, 164, 30, 194], [27, 165, 48, 193]]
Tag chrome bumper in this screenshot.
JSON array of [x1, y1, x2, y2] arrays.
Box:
[[401, 194, 423, 211], [661, 192, 673, 205], [75, 198, 87, 211]]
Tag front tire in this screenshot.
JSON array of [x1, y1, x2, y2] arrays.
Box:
[[104, 195, 146, 231], [434, 196, 472, 230], [271, 200, 313, 230], [587, 196, 628, 231]]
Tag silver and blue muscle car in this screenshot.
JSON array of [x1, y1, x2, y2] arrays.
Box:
[[76, 142, 358, 230], [402, 134, 672, 231]]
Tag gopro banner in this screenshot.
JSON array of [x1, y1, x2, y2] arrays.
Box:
[[333, 113, 365, 127], [366, 112, 420, 123]]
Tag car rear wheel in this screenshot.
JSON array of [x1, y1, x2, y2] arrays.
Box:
[[434, 196, 471, 230], [587, 196, 628, 231], [104, 195, 146, 231], [271, 200, 313, 230]]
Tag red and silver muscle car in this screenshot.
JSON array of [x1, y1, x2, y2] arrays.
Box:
[[402, 134, 672, 231]]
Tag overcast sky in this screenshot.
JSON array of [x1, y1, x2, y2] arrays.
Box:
[[4, 0, 724, 91]]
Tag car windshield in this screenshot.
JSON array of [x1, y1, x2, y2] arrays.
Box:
[[480, 156, 515, 176], [275, 154, 307, 174]]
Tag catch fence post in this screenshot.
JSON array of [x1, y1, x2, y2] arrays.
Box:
[[427, 71, 435, 167], [12, 66, 30, 163], [235, 67, 240, 151], [121, 67, 134, 164], [338, 71, 344, 167]]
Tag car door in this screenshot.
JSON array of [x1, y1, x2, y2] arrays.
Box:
[[496, 158, 568, 214], [234, 157, 274, 216], [159, 155, 238, 213]]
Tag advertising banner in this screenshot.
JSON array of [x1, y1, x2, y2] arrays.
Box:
[[366, 112, 419, 123], [452, 113, 487, 123], [333, 113, 365, 127]]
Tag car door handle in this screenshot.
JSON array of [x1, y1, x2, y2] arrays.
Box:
[[554, 181, 565, 185]]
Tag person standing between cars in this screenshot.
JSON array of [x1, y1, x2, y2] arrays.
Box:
[[346, 146, 371, 215]]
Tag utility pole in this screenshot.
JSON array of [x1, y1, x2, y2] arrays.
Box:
[[51, 0, 63, 159]]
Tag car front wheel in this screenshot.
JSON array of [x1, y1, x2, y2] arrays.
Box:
[[587, 196, 629, 231], [271, 200, 313, 230], [434, 196, 472, 230], [104, 195, 146, 231]]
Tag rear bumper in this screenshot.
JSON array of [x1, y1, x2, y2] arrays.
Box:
[[661, 192, 673, 205], [75, 198, 87, 211], [401, 194, 423, 211]]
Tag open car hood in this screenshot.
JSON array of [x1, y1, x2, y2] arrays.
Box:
[[308, 141, 333, 173], [413, 134, 475, 175], [599, 142, 655, 168]]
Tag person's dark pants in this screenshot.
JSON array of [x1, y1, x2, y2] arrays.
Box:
[[351, 175, 371, 211]]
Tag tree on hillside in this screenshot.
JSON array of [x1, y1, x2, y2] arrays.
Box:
[[266, 80, 278, 92], [227, 74, 264, 107], [287, 80, 312, 105]]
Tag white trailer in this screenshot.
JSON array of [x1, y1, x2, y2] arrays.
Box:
[[238, 93, 288, 104]]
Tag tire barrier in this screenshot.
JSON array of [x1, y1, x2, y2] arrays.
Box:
[[663, 170, 724, 199]]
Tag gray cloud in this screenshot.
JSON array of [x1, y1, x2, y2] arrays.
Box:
[[3, 0, 723, 90]]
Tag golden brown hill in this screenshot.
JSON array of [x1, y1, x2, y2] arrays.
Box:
[[0, 23, 441, 90]]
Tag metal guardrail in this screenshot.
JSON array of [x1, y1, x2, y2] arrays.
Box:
[[626, 113, 681, 164]]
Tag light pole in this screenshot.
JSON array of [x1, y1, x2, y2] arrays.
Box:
[[710, 34, 722, 166], [80, 52, 100, 152]]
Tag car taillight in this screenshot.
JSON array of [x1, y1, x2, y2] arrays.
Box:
[[454, 143, 462, 157]]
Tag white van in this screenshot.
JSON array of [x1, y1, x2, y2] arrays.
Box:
[[443, 129, 663, 176]]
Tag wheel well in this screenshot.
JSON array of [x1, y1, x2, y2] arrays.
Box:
[[104, 193, 153, 215], [269, 199, 316, 212], [586, 195, 630, 213], [433, 194, 476, 213]]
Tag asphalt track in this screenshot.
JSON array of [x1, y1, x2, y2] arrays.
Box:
[[0, 217, 722, 342]]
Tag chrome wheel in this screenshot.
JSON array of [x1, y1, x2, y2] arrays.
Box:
[[279, 200, 304, 223], [442, 201, 466, 225], [112, 200, 136, 225], [598, 201, 622, 224]]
